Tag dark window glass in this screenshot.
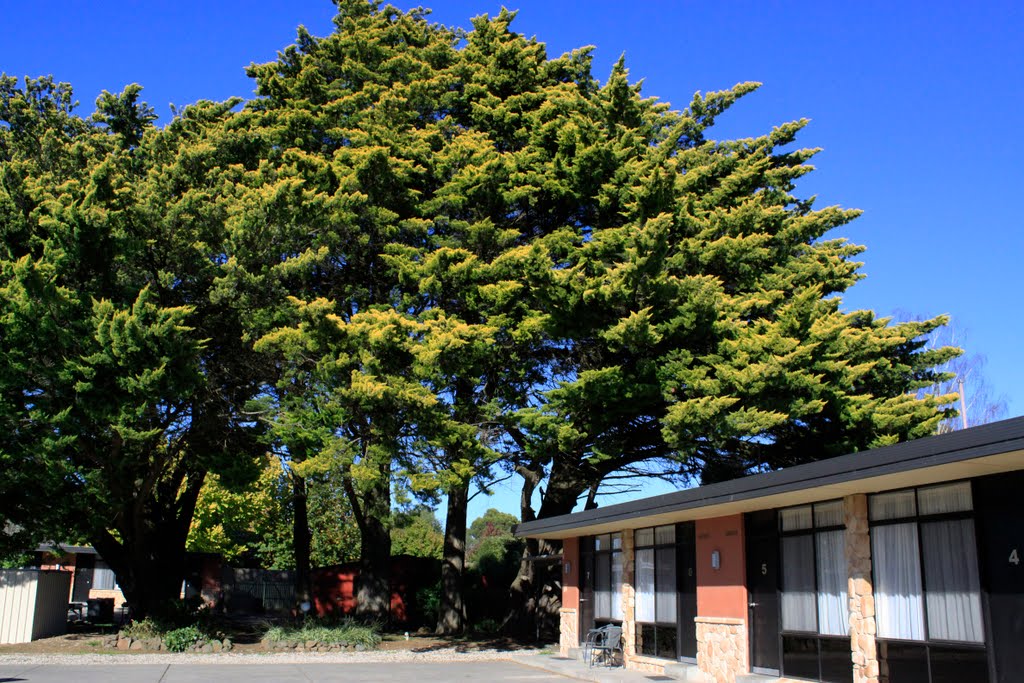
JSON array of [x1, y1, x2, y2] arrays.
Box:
[[640, 624, 657, 657], [879, 642, 929, 683], [782, 635, 819, 681], [656, 625, 677, 660], [929, 645, 988, 683], [819, 637, 853, 683]]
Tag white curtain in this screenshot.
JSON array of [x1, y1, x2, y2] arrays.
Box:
[[781, 535, 816, 632], [814, 500, 844, 527], [918, 482, 973, 515], [611, 550, 624, 621], [595, 555, 611, 619], [781, 506, 813, 531], [656, 547, 677, 622], [870, 490, 916, 521], [872, 522, 925, 640], [635, 549, 656, 623], [921, 520, 984, 642], [816, 530, 849, 636]]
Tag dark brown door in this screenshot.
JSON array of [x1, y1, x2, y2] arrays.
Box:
[[677, 521, 698, 660], [746, 510, 780, 675], [974, 472, 1024, 683], [579, 549, 595, 642]]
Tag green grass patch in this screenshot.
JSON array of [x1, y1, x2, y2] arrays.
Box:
[[263, 618, 381, 649]]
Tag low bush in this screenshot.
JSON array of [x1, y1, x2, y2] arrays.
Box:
[[121, 617, 162, 640], [264, 617, 381, 649], [163, 625, 203, 652]]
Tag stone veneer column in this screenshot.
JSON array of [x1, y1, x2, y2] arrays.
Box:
[[845, 494, 879, 683], [695, 617, 748, 683], [559, 608, 578, 657], [620, 529, 637, 662]]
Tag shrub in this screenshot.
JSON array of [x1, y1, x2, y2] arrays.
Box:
[[121, 617, 162, 640], [163, 625, 203, 652], [263, 617, 381, 648]]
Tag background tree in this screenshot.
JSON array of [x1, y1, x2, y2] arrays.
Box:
[[391, 505, 444, 559]]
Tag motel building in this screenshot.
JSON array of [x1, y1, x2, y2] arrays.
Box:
[[515, 416, 1024, 683]]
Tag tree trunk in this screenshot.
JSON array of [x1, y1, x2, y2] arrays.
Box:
[[436, 478, 468, 634], [503, 459, 582, 638], [91, 471, 205, 621], [292, 471, 313, 609], [346, 471, 392, 624]]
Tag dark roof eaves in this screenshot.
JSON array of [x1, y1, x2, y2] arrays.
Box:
[[515, 416, 1024, 537]]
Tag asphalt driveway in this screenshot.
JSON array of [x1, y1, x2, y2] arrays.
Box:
[[0, 660, 578, 683]]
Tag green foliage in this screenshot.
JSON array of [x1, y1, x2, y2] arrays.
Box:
[[121, 618, 162, 641], [2, 0, 964, 627], [0, 551, 31, 569], [263, 617, 381, 648], [163, 625, 203, 652], [391, 506, 444, 559]]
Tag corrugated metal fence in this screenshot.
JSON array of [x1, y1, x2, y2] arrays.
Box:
[[0, 570, 71, 644]]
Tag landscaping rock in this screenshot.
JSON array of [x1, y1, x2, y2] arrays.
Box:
[[201, 643, 214, 653], [129, 640, 143, 651], [355, 644, 365, 652], [212, 640, 222, 653], [116, 637, 131, 651], [222, 639, 233, 651]]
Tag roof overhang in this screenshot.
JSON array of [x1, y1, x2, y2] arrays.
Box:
[[515, 417, 1024, 540]]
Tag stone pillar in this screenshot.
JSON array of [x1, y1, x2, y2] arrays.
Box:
[[845, 494, 879, 683], [559, 608, 578, 657], [620, 530, 637, 662], [695, 617, 748, 683]]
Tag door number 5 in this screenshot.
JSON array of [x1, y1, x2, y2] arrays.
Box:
[[761, 563, 768, 575]]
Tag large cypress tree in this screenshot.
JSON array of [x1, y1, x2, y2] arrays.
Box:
[[0, 77, 265, 617]]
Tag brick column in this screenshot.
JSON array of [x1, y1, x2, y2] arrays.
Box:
[[845, 494, 879, 683], [620, 530, 636, 662]]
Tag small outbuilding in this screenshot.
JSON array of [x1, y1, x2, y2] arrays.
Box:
[[516, 416, 1024, 683], [0, 569, 72, 644]]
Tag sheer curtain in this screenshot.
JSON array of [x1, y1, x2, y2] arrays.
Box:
[[611, 550, 624, 621], [921, 520, 984, 642], [595, 556, 611, 619], [781, 535, 816, 632], [635, 549, 656, 623], [872, 522, 925, 640], [816, 530, 848, 636], [656, 547, 676, 623]]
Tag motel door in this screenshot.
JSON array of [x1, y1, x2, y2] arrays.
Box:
[[745, 510, 780, 675], [677, 521, 698, 660], [975, 471, 1024, 683], [579, 548, 595, 640]]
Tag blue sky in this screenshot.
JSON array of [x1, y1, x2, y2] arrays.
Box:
[[3, 1, 1022, 522]]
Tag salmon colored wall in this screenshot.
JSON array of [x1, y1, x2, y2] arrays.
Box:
[[562, 537, 580, 610], [695, 514, 747, 620]]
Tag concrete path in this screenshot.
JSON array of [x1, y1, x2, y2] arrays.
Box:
[[0, 656, 665, 683]]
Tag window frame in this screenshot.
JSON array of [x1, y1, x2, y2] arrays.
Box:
[[777, 499, 852, 683], [868, 481, 986, 649], [584, 532, 623, 624], [634, 524, 678, 660]]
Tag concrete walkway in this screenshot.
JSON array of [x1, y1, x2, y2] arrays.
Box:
[[0, 656, 666, 683]]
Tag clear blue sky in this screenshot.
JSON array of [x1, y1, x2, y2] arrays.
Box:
[[3, 1, 1022, 522]]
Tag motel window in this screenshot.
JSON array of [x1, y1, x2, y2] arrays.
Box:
[[591, 533, 623, 622], [92, 558, 117, 591], [868, 482, 988, 683], [779, 500, 851, 683], [635, 525, 677, 659]]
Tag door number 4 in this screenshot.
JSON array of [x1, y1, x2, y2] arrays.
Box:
[[1011, 549, 1020, 566]]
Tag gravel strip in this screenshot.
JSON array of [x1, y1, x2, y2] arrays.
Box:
[[0, 646, 545, 667]]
